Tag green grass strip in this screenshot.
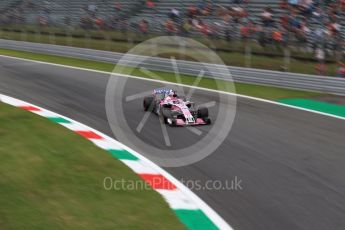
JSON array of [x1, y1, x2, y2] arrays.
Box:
[[108, 149, 139, 160], [278, 99, 345, 118], [174, 209, 218, 230], [0, 102, 184, 229]]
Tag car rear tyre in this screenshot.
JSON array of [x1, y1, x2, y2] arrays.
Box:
[[143, 96, 154, 111]]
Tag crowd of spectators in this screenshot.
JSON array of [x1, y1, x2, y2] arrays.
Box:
[[79, 1, 128, 30], [337, 61, 345, 77], [153, 0, 344, 75], [159, 0, 344, 53], [0, 0, 33, 25], [0, 0, 344, 76], [1, 0, 343, 49]]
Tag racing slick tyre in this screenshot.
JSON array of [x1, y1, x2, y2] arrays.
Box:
[[143, 96, 154, 111], [197, 106, 209, 118], [161, 108, 171, 124], [204, 117, 211, 125], [161, 109, 177, 126]]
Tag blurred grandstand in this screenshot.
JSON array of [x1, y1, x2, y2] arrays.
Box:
[[0, 0, 344, 75]]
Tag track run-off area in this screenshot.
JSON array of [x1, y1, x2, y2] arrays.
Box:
[[1, 55, 345, 230]]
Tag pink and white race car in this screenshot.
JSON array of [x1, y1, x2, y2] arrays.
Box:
[[143, 89, 211, 126]]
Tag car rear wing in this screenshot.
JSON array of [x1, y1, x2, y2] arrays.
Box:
[[153, 89, 173, 95]]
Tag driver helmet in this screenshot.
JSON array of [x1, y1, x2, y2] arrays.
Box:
[[169, 90, 178, 98]]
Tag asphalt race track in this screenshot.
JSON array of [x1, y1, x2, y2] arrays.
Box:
[[1, 56, 345, 230]]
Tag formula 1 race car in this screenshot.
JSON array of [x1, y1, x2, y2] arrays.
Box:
[[143, 89, 211, 126]]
